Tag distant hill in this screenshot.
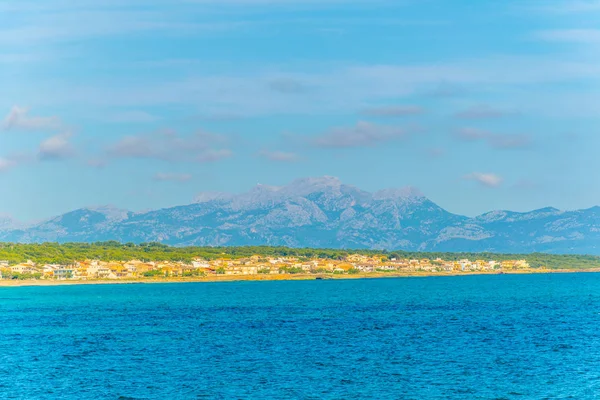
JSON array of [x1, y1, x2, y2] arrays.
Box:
[[1, 176, 599, 254]]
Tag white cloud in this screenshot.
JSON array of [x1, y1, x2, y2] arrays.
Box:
[[105, 110, 159, 123], [0, 158, 17, 172], [360, 105, 424, 117], [455, 127, 491, 141], [87, 158, 108, 168], [2, 106, 62, 131], [535, 29, 600, 43], [463, 172, 503, 188], [268, 78, 307, 94], [536, 1, 600, 13], [488, 134, 532, 150], [196, 149, 233, 163], [312, 121, 413, 148], [0, 153, 35, 172], [0, 9, 210, 47], [0, 0, 390, 48], [426, 147, 445, 158], [38, 132, 75, 160], [454, 128, 532, 150], [107, 129, 231, 163], [0, 53, 41, 63], [259, 150, 300, 162], [153, 172, 193, 182], [454, 105, 516, 119], [20, 54, 599, 120]]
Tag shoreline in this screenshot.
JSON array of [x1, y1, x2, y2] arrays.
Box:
[[0, 269, 598, 287]]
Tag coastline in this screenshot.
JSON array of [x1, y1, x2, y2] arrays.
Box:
[[0, 269, 597, 287]]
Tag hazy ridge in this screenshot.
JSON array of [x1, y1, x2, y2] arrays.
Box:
[[2, 177, 599, 254]]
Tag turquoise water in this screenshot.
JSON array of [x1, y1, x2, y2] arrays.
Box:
[[1, 274, 600, 399]]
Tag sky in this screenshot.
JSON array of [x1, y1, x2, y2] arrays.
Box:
[[1, 0, 599, 221]]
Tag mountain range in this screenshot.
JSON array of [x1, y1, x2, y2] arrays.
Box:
[[1, 176, 599, 254]]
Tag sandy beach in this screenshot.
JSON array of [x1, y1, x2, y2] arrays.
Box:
[[0, 269, 594, 287]]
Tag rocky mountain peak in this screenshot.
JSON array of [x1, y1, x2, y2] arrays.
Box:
[[0, 215, 19, 231], [2, 177, 599, 254], [194, 192, 234, 203], [373, 186, 425, 202], [84, 205, 130, 221]]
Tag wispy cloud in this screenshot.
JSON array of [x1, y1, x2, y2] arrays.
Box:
[[196, 149, 233, 163], [488, 134, 532, 150], [0, 158, 17, 172], [0, 52, 43, 64], [455, 127, 491, 141], [463, 172, 503, 188], [107, 129, 231, 163], [311, 121, 413, 149], [267, 78, 307, 94], [87, 158, 108, 168], [360, 105, 424, 117], [2, 106, 62, 132], [426, 82, 467, 97], [454, 128, 532, 150], [535, 0, 600, 13], [153, 172, 193, 182], [535, 29, 600, 43], [16, 54, 600, 119], [454, 105, 517, 120], [259, 150, 300, 162], [181, 0, 389, 6], [0, 153, 35, 172], [0, 1, 395, 49], [511, 178, 541, 191], [0, 9, 219, 47], [426, 147, 445, 158], [105, 110, 160, 124]]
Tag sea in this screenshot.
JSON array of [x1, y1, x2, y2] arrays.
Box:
[[1, 274, 600, 399]]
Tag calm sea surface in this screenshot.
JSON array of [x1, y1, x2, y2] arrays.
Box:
[[2, 274, 600, 399]]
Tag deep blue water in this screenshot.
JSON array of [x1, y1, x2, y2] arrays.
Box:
[[2, 274, 600, 399]]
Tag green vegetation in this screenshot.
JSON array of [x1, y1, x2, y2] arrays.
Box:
[[2, 272, 42, 280], [257, 268, 271, 274], [143, 270, 165, 278], [388, 251, 600, 270], [0, 242, 598, 270], [0, 242, 384, 265], [182, 270, 206, 277], [278, 266, 304, 274]]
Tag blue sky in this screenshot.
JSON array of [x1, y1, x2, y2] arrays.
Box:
[[1, 0, 599, 221]]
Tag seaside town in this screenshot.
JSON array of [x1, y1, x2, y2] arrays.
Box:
[[0, 254, 533, 281]]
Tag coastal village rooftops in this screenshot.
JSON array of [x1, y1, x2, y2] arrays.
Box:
[[0, 254, 538, 281]]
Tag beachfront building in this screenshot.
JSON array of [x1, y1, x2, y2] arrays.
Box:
[[54, 268, 74, 280], [10, 264, 38, 275]]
